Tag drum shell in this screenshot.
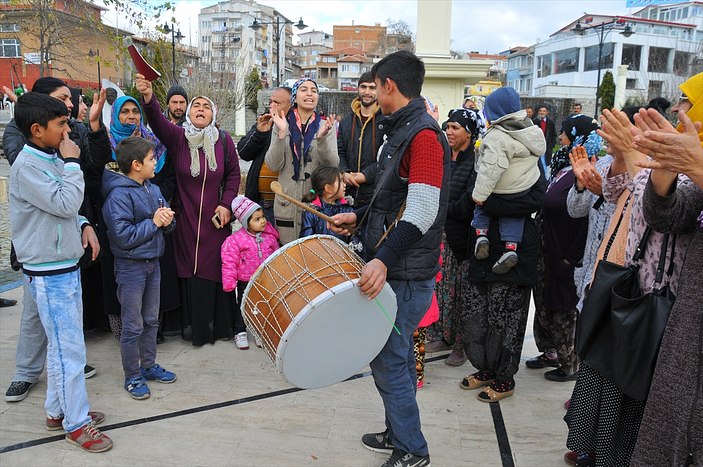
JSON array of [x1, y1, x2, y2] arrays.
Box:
[[242, 235, 363, 360], [258, 162, 279, 201]]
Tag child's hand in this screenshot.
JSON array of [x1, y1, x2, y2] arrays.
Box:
[[153, 207, 169, 227], [59, 132, 81, 159], [472, 197, 484, 206], [161, 208, 175, 227]]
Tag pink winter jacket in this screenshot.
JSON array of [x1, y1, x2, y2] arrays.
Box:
[[221, 223, 280, 292]]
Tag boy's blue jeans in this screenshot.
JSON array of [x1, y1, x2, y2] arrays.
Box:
[[369, 278, 434, 457], [472, 205, 525, 243], [25, 271, 91, 432], [114, 258, 160, 380]]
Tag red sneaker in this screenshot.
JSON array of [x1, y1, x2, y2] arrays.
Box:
[[66, 422, 113, 452], [47, 411, 105, 431]]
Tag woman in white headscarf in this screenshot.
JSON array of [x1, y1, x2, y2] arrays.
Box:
[[136, 73, 241, 347]]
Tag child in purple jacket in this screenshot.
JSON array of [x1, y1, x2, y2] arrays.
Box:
[[221, 196, 279, 350]]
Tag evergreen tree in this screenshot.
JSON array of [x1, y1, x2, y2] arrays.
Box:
[[245, 68, 262, 112], [598, 70, 616, 112]]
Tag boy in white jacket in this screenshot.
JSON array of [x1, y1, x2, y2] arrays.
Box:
[[472, 87, 546, 274]]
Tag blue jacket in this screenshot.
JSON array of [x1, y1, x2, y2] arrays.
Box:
[[300, 197, 354, 241], [101, 163, 175, 260]]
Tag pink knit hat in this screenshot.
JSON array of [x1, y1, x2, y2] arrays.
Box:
[[231, 196, 261, 227]]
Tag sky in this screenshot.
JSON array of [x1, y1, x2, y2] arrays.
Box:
[[105, 0, 641, 54]]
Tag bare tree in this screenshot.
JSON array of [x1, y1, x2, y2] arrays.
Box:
[[375, 18, 415, 56]]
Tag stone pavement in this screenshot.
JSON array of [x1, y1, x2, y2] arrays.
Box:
[[0, 283, 575, 467]]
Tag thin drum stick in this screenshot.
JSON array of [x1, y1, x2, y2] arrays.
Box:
[[270, 181, 356, 232]]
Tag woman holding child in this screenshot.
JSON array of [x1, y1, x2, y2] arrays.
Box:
[[136, 73, 241, 347]]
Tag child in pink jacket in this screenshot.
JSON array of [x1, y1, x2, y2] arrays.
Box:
[[221, 196, 279, 350]]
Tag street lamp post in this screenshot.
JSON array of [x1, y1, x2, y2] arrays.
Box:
[[250, 15, 307, 87], [163, 23, 185, 83], [572, 18, 634, 118], [88, 49, 101, 90]]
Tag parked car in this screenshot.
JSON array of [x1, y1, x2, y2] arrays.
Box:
[[341, 84, 357, 92], [317, 84, 330, 92]]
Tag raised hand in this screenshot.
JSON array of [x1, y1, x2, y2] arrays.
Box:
[[134, 73, 153, 103], [270, 104, 288, 139], [89, 88, 107, 131], [316, 113, 336, 139], [569, 146, 603, 195], [256, 113, 274, 132], [2, 85, 17, 104]]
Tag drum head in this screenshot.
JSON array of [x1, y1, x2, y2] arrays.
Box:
[[277, 280, 397, 389]]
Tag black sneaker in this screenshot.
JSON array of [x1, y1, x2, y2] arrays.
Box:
[[525, 353, 560, 369], [361, 429, 394, 453], [381, 449, 431, 467], [5, 381, 34, 402], [84, 365, 97, 379]]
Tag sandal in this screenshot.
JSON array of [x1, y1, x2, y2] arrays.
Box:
[[476, 379, 515, 403], [460, 371, 494, 390]]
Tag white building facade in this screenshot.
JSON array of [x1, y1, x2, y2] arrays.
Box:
[[530, 2, 702, 102]]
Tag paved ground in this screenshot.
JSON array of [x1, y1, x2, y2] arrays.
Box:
[[0, 283, 575, 466]]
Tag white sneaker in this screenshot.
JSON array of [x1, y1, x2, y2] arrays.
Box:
[[254, 334, 262, 348], [234, 332, 250, 350]]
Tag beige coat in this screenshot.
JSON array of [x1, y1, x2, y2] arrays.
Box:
[[264, 124, 338, 245]]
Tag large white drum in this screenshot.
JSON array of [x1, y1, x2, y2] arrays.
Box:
[[241, 235, 397, 389]]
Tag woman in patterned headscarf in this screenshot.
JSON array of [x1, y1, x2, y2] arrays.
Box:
[[136, 73, 241, 347], [425, 108, 484, 364], [265, 78, 339, 245]]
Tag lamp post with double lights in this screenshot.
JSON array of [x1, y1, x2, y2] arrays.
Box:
[[250, 14, 307, 87], [572, 17, 634, 118], [163, 23, 185, 83], [88, 49, 101, 90]]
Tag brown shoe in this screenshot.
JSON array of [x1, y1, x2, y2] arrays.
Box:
[[445, 348, 467, 366], [47, 411, 105, 431], [424, 340, 451, 353], [65, 422, 113, 452]]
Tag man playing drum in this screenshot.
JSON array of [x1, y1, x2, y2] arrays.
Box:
[[330, 50, 449, 467]]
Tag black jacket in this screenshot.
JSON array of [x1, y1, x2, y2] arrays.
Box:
[[337, 98, 383, 206], [360, 98, 450, 281], [534, 116, 557, 162], [466, 170, 547, 286], [237, 123, 272, 204], [444, 145, 477, 263]]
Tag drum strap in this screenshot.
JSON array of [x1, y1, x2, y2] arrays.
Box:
[[374, 201, 406, 249]]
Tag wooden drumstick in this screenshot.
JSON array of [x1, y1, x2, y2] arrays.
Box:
[[270, 181, 356, 232]]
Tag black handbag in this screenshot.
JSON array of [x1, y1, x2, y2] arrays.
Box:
[[575, 194, 644, 376], [609, 233, 675, 401]]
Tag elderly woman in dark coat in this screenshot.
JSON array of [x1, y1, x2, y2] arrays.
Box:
[[629, 96, 703, 464]]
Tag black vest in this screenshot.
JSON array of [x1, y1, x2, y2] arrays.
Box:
[[362, 98, 450, 281]]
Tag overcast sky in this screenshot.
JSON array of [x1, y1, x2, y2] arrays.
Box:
[[109, 0, 641, 54]]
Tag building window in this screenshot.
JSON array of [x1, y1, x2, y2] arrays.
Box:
[[537, 54, 552, 77], [553, 48, 579, 74], [621, 44, 641, 71], [0, 23, 19, 32], [626, 78, 637, 89], [584, 42, 614, 71], [0, 38, 20, 57], [648, 47, 671, 73], [673, 51, 691, 76]]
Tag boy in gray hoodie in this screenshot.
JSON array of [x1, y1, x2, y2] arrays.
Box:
[[472, 87, 545, 274], [9, 93, 112, 452]]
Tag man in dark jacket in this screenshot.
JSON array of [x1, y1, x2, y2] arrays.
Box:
[[337, 72, 383, 207], [535, 104, 557, 173], [330, 50, 448, 467], [237, 87, 291, 223]]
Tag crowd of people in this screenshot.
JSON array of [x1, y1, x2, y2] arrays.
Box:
[[3, 55, 701, 466]]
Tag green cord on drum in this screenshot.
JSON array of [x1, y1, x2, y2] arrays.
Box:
[[374, 298, 401, 336]]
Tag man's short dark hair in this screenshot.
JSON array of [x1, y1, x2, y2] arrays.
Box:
[[358, 72, 374, 87], [15, 92, 69, 138], [115, 136, 155, 175], [537, 104, 549, 112], [371, 50, 424, 99]]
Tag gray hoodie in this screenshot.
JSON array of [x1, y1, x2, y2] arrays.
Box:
[[9, 144, 88, 275], [472, 109, 546, 202]]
